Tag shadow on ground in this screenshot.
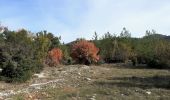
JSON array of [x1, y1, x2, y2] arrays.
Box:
[[94, 75, 170, 89], [101, 63, 170, 70]]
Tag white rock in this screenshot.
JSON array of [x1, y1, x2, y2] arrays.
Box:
[[146, 91, 151, 95], [78, 72, 81, 75], [0, 68, 2, 72], [89, 98, 96, 100], [85, 78, 91, 81], [34, 73, 45, 78], [82, 65, 90, 69]]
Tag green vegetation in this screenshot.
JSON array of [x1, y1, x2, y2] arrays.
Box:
[[0, 25, 170, 83], [0, 28, 61, 82], [93, 28, 170, 68]]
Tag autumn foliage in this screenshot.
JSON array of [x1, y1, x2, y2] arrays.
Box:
[[71, 40, 99, 65], [46, 48, 63, 66]]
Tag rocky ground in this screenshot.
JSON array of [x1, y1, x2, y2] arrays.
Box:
[[0, 64, 170, 100]]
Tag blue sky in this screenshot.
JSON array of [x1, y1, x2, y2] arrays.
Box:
[[0, 0, 170, 42]]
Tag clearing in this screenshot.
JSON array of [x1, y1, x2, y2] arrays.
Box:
[[0, 64, 170, 100]]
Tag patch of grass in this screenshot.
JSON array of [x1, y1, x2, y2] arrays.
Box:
[[40, 86, 79, 100], [95, 75, 170, 89], [12, 94, 25, 100]]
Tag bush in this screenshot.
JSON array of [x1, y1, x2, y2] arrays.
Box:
[[71, 40, 99, 65], [0, 29, 46, 83], [147, 59, 169, 69], [30, 60, 44, 73], [46, 48, 63, 66], [1, 61, 32, 83]]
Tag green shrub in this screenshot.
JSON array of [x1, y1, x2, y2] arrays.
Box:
[[147, 59, 169, 69], [1, 61, 32, 83]]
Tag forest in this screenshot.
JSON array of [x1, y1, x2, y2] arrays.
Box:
[[0, 26, 170, 83]]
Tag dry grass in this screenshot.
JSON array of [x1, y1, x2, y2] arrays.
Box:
[[2, 64, 170, 100]]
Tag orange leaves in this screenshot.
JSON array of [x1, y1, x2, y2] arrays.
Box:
[[46, 40, 100, 66], [47, 48, 63, 66], [71, 40, 99, 64]]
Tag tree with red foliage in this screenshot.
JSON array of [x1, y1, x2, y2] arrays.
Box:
[[71, 40, 99, 65], [46, 48, 63, 66]]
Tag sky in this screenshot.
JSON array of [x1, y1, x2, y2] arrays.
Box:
[[0, 0, 170, 43]]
